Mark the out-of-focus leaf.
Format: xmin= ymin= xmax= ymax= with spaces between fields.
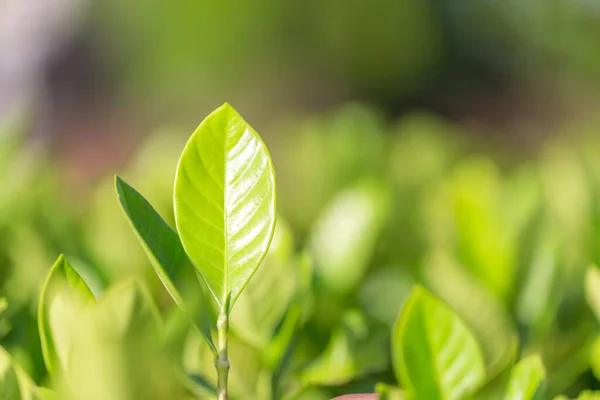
xmin=376 ymin=383 xmax=406 ymax=400
xmin=38 ymin=255 xmax=95 ymax=375
xmin=591 ymin=336 xmax=600 ymax=380
xmin=34 ymin=388 xmax=60 ymax=400
xmin=392 ymin=285 xmax=485 ymax=400
xmin=474 ymin=354 xmax=517 ymax=400
xmin=115 ymin=175 xmax=216 ymax=353
xmin=540 ymin=142 xmax=590 ymax=270
xmin=174 ymin=103 xmax=276 ymax=313
xmin=358 ymin=267 xmax=414 ymax=326
xmin=0 ymin=298 xmax=9 ymax=337
xmin=0 ymin=345 xmax=36 ymax=400
xmin=423 ymin=252 xmax=516 ymax=376
xmin=60 ymin=281 xmax=184 ymax=400
xmin=585 ymin=266 xmax=600 ymax=322
xmin=301 ymin=310 xmax=388 ymax=386
xmin=516 ymin=227 xmax=562 ymax=342
xmin=310 ymin=180 xmax=389 ymax=295
xmin=231 ymin=217 xmax=296 ymax=348
xmin=275 ymin=104 xmax=387 ymax=233
xmin=503 ymin=355 xmax=545 ymax=400
xmin=555 ymin=391 xmax=600 ymax=400
xmin=449 ymin=158 xmax=517 ymax=302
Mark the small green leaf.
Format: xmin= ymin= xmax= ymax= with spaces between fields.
xmin=392 ymin=285 xmax=486 ymax=400
xmin=115 ymin=175 xmax=216 ymax=353
xmin=38 ymin=255 xmax=95 ymax=375
xmin=174 ymin=103 xmax=276 ymax=313
xmin=503 ymin=355 xmax=545 ymax=400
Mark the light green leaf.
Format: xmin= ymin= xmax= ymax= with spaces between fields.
xmin=309 ymin=180 xmax=389 ymax=295
xmin=60 ymin=281 xmax=185 ymax=400
xmin=38 ymin=255 xmax=95 ymax=375
xmin=393 ymin=285 xmax=486 ymax=400
xmin=503 ymin=355 xmax=545 ymax=400
xmin=586 ymin=266 xmax=600 ymax=322
xmin=423 ymin=252 xmax=516 ymax=376
xmin=115 ymin=175 xmax=216 ymax=353
xmin=174 ymin=103 xmax=277 ymax=312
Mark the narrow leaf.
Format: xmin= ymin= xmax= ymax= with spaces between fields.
xmin=174 ymin=103 xmax=277 ymax=312
xmin=115 ymin=175 xmax=216 ymax=353
xmin=503 ymin=355 xmax=545 ymax=400
xmin=38 ymin=255 xmax=95 ymax=375
xmin=392 ymin=285 xmax=485 ymax=400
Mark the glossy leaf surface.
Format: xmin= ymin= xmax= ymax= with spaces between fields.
xmin=174 ymin=103 xmax=276 ymax=312
xmin=38 ymin=255 xmax=95 ymax=375
xmin=115 ymin=175 xmax=216 ymax=352
xmin=392 ymin=285 xmax=485 ymax=400
xmin=503 ymin=355 xmax=545 ymax=400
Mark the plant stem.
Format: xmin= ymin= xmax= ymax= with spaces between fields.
xmin=216 ymin=311 xmax=230 ymax=400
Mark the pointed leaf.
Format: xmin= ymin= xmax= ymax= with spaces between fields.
xmin=392 ymin=285 xmax=485 ymax=400
xmin=38 ymin=255 xmax=95 ymax=375
xmin=503 ymin=355 xmax=545 ymax=400
xmin=115 ymin=175 xmax=216 ymax=353
xmin=174 ymin=103 xmax=276 ymax=312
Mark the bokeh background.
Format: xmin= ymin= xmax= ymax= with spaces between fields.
xmin=3 ymin=0 xmax=600 ymax=398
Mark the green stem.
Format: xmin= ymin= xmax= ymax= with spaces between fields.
xmin=216 ymin=311 xmax=229 ymax=400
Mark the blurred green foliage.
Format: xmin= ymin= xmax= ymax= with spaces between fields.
xmin=3 ymin=102 xmax=600 ymax=399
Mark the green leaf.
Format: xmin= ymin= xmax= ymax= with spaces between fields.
xmin=115 ymin=175 xmax=216 ymax=353
xmin=586 ymin=266 xmax=600 ymax=322
xmin=230 ymin=217 xmax=296 ymax=348
xmin=61 ymin=281 xmax=185 ymax=400
xmin=309 ymin=180 xmax=389 ymax=295
xmin=174 ymin=103 xmax=276 ymax=312
xmin=0 ymin=298 xmax=10 ymax=337
xmin=0 ymin=345 xmax=37 ymax=400
xmin=503 ymin=355 xmax=545 ymax=400
xmin=38 ymin=255 xmax=95 ymax=375
xmin=392 ymin=285 xmax=486 ymax=400
xmin=301 ymin=311 xmax=388 ymax=386
xmin=376 ymin=383 xmax=406 ymax=400
xmin=591 ymin=336 xmax=600 ymax=380
xmin=423 ymin=252 xmax=516 ymax=376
